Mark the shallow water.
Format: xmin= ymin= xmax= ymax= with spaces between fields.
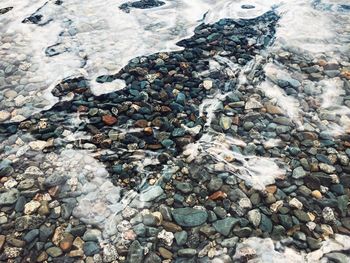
xmin=1 ymin=0 xmax=350 ymax=262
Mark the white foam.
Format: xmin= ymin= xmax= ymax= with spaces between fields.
xmin=233 ymin=234 xmax=350 ymax=263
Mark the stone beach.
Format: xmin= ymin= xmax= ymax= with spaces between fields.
xmin=1 ymin=0 xmax=350 ymax=262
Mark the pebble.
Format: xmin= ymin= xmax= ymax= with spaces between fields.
xmin=213 ymin=217 xmax=239 ymax=236
xmin=172 ymin=207 xmax=208 ymax=227
xmin=139 ymin=186 xmax=164 ymax=202
xmin=174 ymin=231 xmax=188 ymax=246
xmin=24 ymin=200 xmax=41 ymax=215
xmin=159 ymin=247 xmax=173 ymax=259
xmin=322 ymin=207 xmax=335 ymax=222
xmin=288 ymin=198 xmax=303 ymax=210
xmin=208 ymin=177 xmax=223 ymax=192
xmin=203 ymin=80 xmax=213 ymax=90
xmin=0 ymin=188 xmax=20 ymax=205
xmin=178 ymin=248 xmax=197 ymax=257
xmin=247 ymin=209 xmax=261 ymax=227
xmin=293 ymin=167 xmax=306 ymax=179
xmin=311 ymin=190 xmax=322 ymax=199
xmin=0 ymin=110 xmax=11 ymax=122
xmin=46 ymin=247 xmax=63 ymax=257
xmin=83 ymin=242 xmax=100 ymax=256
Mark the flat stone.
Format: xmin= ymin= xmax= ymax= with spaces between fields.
xmin=245 ymin=97 xmax=262 ymax=109
xmin=326 ymin=252 xmax=349 ymax=263
xmin=127 ymin=240 xmax=143 ymax=263
xmin=46 ymin=247 xmax=63 ymax=257
xmin=174 ymin=231 xmax=187 ymax=246
xmin=219 ymin=116 xmax=232 ymax=130
xmin=293 ymin=210 xmax=310 ymax=222
xmin=158 ymin=247 xmax=172 ymax=259
xmin=247 ymin=209 xmax=261 ymax=227
xmin=172 ymin=207 xmax=208 ymax=227
xmin=15 ymin=215 xmax=45 ymax=231
xmin=24 ymin=200 xmax=41 ymax=215
xmin=289 ymin=198 xmax=303 ymax=210
xmin=83 ymin=242 xmax=100 ymax=256
xmin=44 ymin=174 xmax=67 ymax=188
xmin=0 ymin=189 xmax=20 ymax=205
xmin=221 ymin=237 xmax=239 ymax=248
xmin=304 ymin=176 xmax=321 ymax=190
xmin=260 ymin=214 xmax=273 ymax=233
xmin=0 ymin=110 xmax=11 ymax=122
xmin=208 ymin=177 xmax=223 ymax=192
xmin=213 ymin=217 xmax=239 ymax=236
xmin=139 ymin=186 xmax=163 ymax=202
xmin=0 ymin=235 xmax=5 ymax=251
xmin=28 ymin=140 xmax=47 ymax=151
xmin=178 ymin=248 xmax=197 ymax=257
xmin=293 ymin=167 xmax=306 ymax=179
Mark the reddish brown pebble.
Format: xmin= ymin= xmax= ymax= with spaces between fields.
xmin=102 ymin=115 xmax=117 ymax=125
xmin=134 ymin=119 xmax=148 ymax=128
xmin=60 ymin=233 xmax=74 ymax=252
xmin=209 ymin=191 xmax=227 ymax=200
xmin=266 ymin=185 xmax=277 ymax=194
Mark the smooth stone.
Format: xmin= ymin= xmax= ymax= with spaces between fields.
xmin=304 ymin=176 xmax=321 ymax=190
xmin=233 ymin=227 xmax=252 ymax=238
xmin=219 ymin=116 xmax=232 ymax=130
xmin=172 ymin=208 xmax=208 ymax=227
xmin=0 ymin=110 xmax=11 ymax=122
xmin=44 ymin=174 xmax=67 ymax=188
xmin=260 ymin=214 xmax=273 ymax=233
xmin=83 ymin=242 xmax=100 ymax=256
xmin=175 ymin=182 xmax=193 ymax=194
xmin=46 ymin=247 xmax=63 ymax=257
xmin=23 ymin=229 xmax=39 ymax=243
xmin=213 ymin=217 xmax=239 ymax=236
xmin=178 ymin=248 xmax=197 ymax=257
xmin=0 ymin=188 xmax=20 ymax=205
xmin=145 ymin=252 xmax=162 ymax=263
xmin=159 ymin=247 xmax=173 ymax=259
xmin=293 ymin=167 xmax=306 ymax=179
xmin=247 ymin=209 xmax=261 ymax=227
xmin=0 ymin=165 xmax=14 ymax=177
xmin=139 ymin=186 xmax=164 ymax=202
xmin=174 ymin=231 xmax=188 ymax=246
xmin=208 ymin=177 xmax=223 ymax=192
xmin=326 ymin=252 xmax=349 ymax=263
xmin=221 ymin=237 xmax=239 ymax=248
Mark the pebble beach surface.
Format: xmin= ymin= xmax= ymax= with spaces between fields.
xmin=1 ymin=0 xmax=350 ymax=262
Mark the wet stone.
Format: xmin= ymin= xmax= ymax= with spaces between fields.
xmin=0 ymin=189 xmax=20 ymax=205
xmin=44 ymin=174 xmax=67 ymax=188
xmin=172 ymin=207 xmax=208 ymax=227
xmin=208 ymin=177 xmax=223 ymax=192
xmin=178 ymin=248 xmax=197 ymax=258
xmin=46 ymin=247 xmax=63 ymax=257
xmin=213 ymin=217 xmax=239 ymax=236
xmin=174 ymin=231 xmax=188 ymax=246
xmin=83 ymin=242 xmax=100 ymax=256
xmin=127 ymin=240 xmax=143 ymax=263
xmin=139 ymin=186 xmax=164 ymax=202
